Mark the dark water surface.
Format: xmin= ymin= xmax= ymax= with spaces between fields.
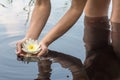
xmin=1 ymin=0 xmax=120 ymax=80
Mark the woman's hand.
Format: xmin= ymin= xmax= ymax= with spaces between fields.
xmin=16 ymin=38 xmax=48 ymax=58
xmin=37 ymin=41 xmax=49 ymax=57
xmin=16 ymin=38 xmax=28 ymax=56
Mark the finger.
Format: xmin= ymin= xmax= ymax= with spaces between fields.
xmin=37 ymin=48 xmax=48 ymax=57
xmin=17 ymin=51 xmax=26 ymax=57
xmin=16 ymin=42 xmax=22 ymax=54
xmin=17 ymin=53 xmax=24 ymax=57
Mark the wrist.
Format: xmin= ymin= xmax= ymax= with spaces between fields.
xmin=40 ymin=39 xmax=50 ymax=47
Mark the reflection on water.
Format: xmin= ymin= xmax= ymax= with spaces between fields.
xmin=0 ymin=0 xmax=35 ymax=25
xmin=0 ymin=0 xmax=84 ymax=80
xmin=84 ymin=46 xmax=120 ymax=80
xmin=18 ymin=50 xmax=88 ymax=80
xmin=0 ymin=0 xmax=70 ymax=25
xmin=18 ymin=46 xmax=120 ymax=80
xmin=36 ymin=60 xmax=52 ymax=80
xmin=0 ymin=0 xmax=119 ymax=80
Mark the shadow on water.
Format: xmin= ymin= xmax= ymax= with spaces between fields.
xmin=18 ymin=46 xmax=120 ymax=80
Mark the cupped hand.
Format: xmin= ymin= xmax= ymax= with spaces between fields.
xmin=37 ymin=42 xmax=49 ymax=57
xmin=16 ymin=38 xmax=28 ymax=56
xmin=16 ymin=38 xmax=49 ymax=57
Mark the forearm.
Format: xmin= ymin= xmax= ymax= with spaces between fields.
xmin=25 ymin=0 xmax=51 ymax=39
xmin=41 ymin=0 xmax=87 ymax=46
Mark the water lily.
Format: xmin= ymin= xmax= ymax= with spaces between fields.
xmin=22 ymin=38 xmax=41 ymax=54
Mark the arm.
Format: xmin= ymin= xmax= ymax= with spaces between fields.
xmin=25 ymin=0 xmax=51 ymax=39
xmin=41 ymin=0 xmax=87 ymax=46
xmin=38 ymin=0 xmax=87 ymax=56
xmin=16 ymin=0 xmax=51 ymax=54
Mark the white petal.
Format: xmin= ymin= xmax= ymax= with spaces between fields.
xmin=21 ymin=38 xmax=40 ymax=54
xmin=22 ymin=48 xmax=28 ymax=53
xmin=22 ymin=43 xmax=27 ymax=48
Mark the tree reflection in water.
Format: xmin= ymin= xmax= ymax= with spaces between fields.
xmin=18 ymin=45 xmax=120 ymax=80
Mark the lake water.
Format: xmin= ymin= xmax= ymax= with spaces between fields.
xmin=0 ymin=0 xmax=85 ymax=80
xmin=0 ymin=0 xmax=120 ymax=80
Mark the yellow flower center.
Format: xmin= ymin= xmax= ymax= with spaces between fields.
xmin=28 ymin=44 xmax=35 ymax=51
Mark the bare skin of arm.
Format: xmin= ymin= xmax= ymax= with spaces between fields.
xmin=84 ymin=0 xmax=110 ymax=17
xmin=25 ymin=0 xmax=51 ymax=39
xmin=111 ymin=0 xmax=120 ymax=22
xmin=38 ymin=0 xmax=87 ymax=56
xmin=16 ymin=0 xmax=51 ymax=54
